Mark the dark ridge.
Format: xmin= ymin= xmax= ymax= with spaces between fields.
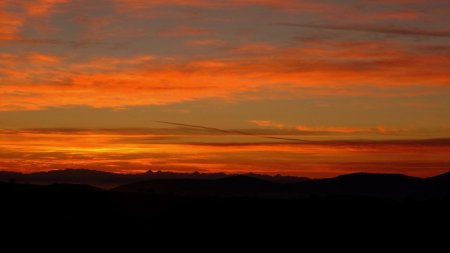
xmin=114 ymin=175 xmax=279 ymax=197
xmin=427 ymin=171 xmax=450 ymax=183
xmin=291 ymin=173 xmax=426 ymax=199
xmin=2 ymin=180 xmax=450 ymax=234
xmin=0 ymin=168 xmax=309 ymax=189
xmin=114 ymin=171 xmax=450 ymax=200
xmin=3 ymin=169 xmax=450 ymax=199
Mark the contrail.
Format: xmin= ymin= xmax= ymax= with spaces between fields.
xmin=155 ymin=121 xmax=311 ymax=143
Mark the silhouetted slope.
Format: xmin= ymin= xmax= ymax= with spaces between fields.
xmin=0 ymin=169 xmax=125 ymax=188
xmin=425 ymin=172 xmax=450 ymax=196
xmin=291 ymin=173 xmax=426 ymax=199
xmin=427 ymin=171 xmax=450 ymax=183
xmin=115 ymin=172 xmax=450 ymax=199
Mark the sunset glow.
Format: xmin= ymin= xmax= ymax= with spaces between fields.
xmin=1 ymin=0 xmax=450 ymax=177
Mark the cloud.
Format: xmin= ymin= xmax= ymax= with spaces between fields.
xmin=0 ymin=0 xmax=67 ymax=40
xmin=248 ymin=121 xmax=438 ymax=136
xmin=0 ymin=2 xmax=24 ymax=40
xmin=296 ymin=125 xmax=365 ymax=134
xmin=279 ymin=23 xmax=450 ymax=37
xmin=365 ymin=11 xmax=419 ymax=20
xmin=28 ymin=53 xmax=61 ymax=63
xmin=1 ymin=0 xmax=449 ymax=178
xmin=115 ymin=0 xmax=334 ymax=11
xmin=0 ymin=1 xmax=118 ymax=47
xmin=249 ymin=120 xmax=285 ymax=129
xmin=1 ymin=1 xmax=449 ymax=111
xmin=0 ymin=35 xmax=103 ymax=49
xmin=155 ymin=121 xmax=308 ymax=142
xmin=183 ymin=138 xmax=450 ymax=148
xmin=157 ymin=26 xmax=211 ymax=37
xmin=2 ymin=128 xmax=449 ymax=177
xmin=367 ymin=0 xmax=428 ymax=4
xmin=73 ymin=55 xmax=155 ymax=70
xmin=294 ymin=125 xmax=432 ymax=135
xmin=162 ymin=108 xmax=191 ymax=114
xmin=232 ymin=43 xmax=277 ymax=54
xmin=186 ymin=39 xmax=226 ymax=46
xmin=23 ymin=0 xmax=67 ymax=15
xmin=1 ymin=39 xmax=449 ymax=110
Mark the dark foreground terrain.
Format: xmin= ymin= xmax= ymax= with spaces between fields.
xmin=2 ymin=181 xmax=449 ymax=227
xmin=2 ymin=172 xmax=450 ymax=236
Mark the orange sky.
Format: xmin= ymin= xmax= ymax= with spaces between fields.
xmin=1 ymin=0 xmax=450 ymax=177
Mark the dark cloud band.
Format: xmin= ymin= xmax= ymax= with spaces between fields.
xmin=279 ymin=23 xmax=450 ymax=37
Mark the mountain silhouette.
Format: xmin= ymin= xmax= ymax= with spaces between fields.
xmin=3 ymin=169 xmax=450 ymax=199
xmin=424 ymin=171 xmax=450 ymax=196
xmin=0 ymin=169 xmax=308 ymax=188
xmin=427 ymin=171 xmax=450 ymax=183
xmin=114 ymin=171 xmax=450 ymax=199
xmin=3 ymin=171 xmax=450 ymax=233
xmin=289 ymin=173 xmax=426 ymax=199
xmin=3 ymin=176 xmax=450 ymax=232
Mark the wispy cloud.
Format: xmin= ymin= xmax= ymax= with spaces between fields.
xmin=1 ymin=39 xmax=449 ymax=110
xmin=279 ymin=23 xmax=450 ymax=37
xmin=0 ymin=0 xmax=67 ymax=40
xmin=0 ymin=36 xmax=109 ymax=48
xmin=186 ymin=39 xmax=226 ymax=46
xmin=157 ymin=26 xmax=211 ymax=37
xmin=115 ymin=0 xmax=334 ymax=11
xmin=1 ymin=128 xmax=450 ymax=177
xmin=1 ymin=0 xmax=450 ymax=177
xmin=249 ymin=120 xmax=285 ymax=129
xmin=28 ymin=53 xmax=61 ymax=63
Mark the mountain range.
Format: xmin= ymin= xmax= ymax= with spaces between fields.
xmin=0 ymin=169 xmax=308 ymax=189
xmin=115 ymin=172 xmax=450 ymax=199
xmin=2 ymin=169 xmax=450 ymax=200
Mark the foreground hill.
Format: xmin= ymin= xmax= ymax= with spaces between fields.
xmin=115 ymin=175 xmax=280 ymax=197
xmin=2 ymin=179 xmax=450 ymax=234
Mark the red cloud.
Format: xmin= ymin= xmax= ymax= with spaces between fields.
xmin=23 ymin=0 xmax=67 ymax=15
xmin=157 ymin=26 xmax=211 ymax=37
xmin=28 ymin=53 xmax=61 ymax=63
xmin=0 ymin=40 xmax=449 ymax=110
xmin=186 ymin=39 xmax=226 ymax=46
xmin=0 ymin=0 xmax=67 ymax=41
xmin=249 ymin=120 xmax=285 ymax=129
xmin=116 ymin=0 xmax=334 ymax=11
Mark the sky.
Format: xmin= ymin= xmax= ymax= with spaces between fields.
xmin=1 ymin=0 xmax=450 ymax=177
